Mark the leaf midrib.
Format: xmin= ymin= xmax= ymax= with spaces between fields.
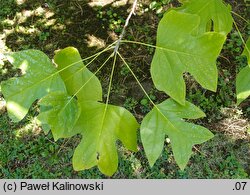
xmin=3 ymin=70 xmax=62 ymax=99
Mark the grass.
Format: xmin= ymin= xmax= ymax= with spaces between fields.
xmin=0 ymin=0 xmax=249 ymax=179
xmin=0 ymin=113 xmax=248 ymax=178
xmin=0 ymin=98 xmax=249 ymax=179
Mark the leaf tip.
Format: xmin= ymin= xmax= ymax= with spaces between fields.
xmin=177 ymin=160 xmax=189 ymax=171
xmin=207 ymin=131 xmax=215 ymax=140
xmin=149 ymin=160 xmax=156 ymax=168
xmin=236 ymin=98 xmax=243 ymax=106
xmin=98 ymin=164 xmax=117 ymax=177
xmin=176 ymin=98 xmax=186 ymax=106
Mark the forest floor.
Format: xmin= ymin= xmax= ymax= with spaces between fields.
xmin=0 ymin=0 xmax=250 ymax=178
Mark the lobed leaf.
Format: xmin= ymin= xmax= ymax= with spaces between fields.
xmin=72 ymin=101 xmax=138 ymax=176
xmin=37 ymin=91 xmax=80 ymax=141
xmin=38 ymin=47 xmax=103 ymax=139
xmin=30 ymin=47 xmax=138 ymax=176
xmin=1 ymin=50 xmax=66 ymax=122
xmin=178 ymin=0 xmax=233 ymax=35
xmin=54 ymin=47 xmax=102 ymax=101
xmin=141 ymin=99 xmax=214 ymax=169
xmin=151 ymin=10 xmax=226 ymax=105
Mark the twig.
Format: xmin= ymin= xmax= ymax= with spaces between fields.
xmin=113 ymin=0 xmax=138 ymax=54
xmin=193 ymin=146 xmax=208 ymax=157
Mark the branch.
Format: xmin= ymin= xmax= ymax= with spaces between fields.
xmin=113 ymin=0 xmax=138 ymax=54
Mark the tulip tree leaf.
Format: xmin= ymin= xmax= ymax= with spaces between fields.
xmin=72 ymin=101 xmax=138 ymax=176
xmin=54 ymin=47 xmax=102 ymax=101
xmin=37 ymin=91 xmax=80 ymax=141
xmin=141 ymin=99 xmax=214 ymax=170
xmin=178 ymin=0 xmax=233 ymax=35
xmin=38 ymin=47 xmax=103 ymax=139
xmin=0 ymin=0 xmax=234 ymax=176
xmin=0 ymin=47 xmax=138 ymax=176
xmin=237 ymin=38 xmax=250 ymax=104
xmin=151 ymin=10 xmax=226 ymax=105
xmin=1 ymin=50 xmax=66 ymax=122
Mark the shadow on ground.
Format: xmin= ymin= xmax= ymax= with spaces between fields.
xmin=0 ymin=0 xmax=249 ymax=179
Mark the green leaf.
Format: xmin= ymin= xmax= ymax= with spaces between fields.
xmin=236 ymin=67 xmax=250 ymax=104
xmin=37 ymin=91 xmax=80 ymax=141
xmin=1 ymin=50 xmax=66 ymax=122
xmin=54 ymin=47 xmax=102 ymax=101
xmin=237 ymin=38 xmax=250 ymax=104
xmin=151 ymin=10 xmax=226 ymax=105
xmin=72 ymin=101 xmax=138 ymax=176
xmin=242 ymin=38 xmax=250 ymax=64
xmin=141 ymin=99 xmax=214 ymax=170
xmin=178 ymin=0 xmax=233 ymax=35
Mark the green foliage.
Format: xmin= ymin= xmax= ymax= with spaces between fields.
xmin=224 ymin=31 xmax=243 ymax=55
xmin=151 ymin=10 xmax=226 ymax=105
xmin=123 ymin=97 xmax=138 ymax=111
xmin=140 ymin=98 xmax=149 ymax=106
xmin=1 ymin=0 xmax=243 ymax=177
xmin=1 ymin=48 xmax=138 ymax=176
xmin=54 ymin=47 xmax=102 ymax=101
xmin=178 ymin=0 xmax=233 ymax=35
xmin=236 ymin=38 xmax=250 ymax=104
xmin=96 ymin=7 xmax=125 ymax=33
xmin=72 ymin=101 xmax=138 ymax=176
xmin=37 ymin=91 xmax=80 ymax=140
xmin=142 ymin=0 xmax=233 ymax=172
xmin=0 ymin=0 xmax=17 ymax=19
xmin=120 ymin=66 xmax=130 ymax=76
xmin=37 ymin=48 xmax=137 ymax=179
xmin=139 ymin=94 xmax=156 ymax=114
xmin=39 ymin=32 xmax=50 ymax=42
xmin=147 ymin=0 xmax=171 ymax=15
xmin=1 ymin=113 xmax=248 ymax=179
xmin=1 ymin=50 xmax=66 ymax=122
xmin=141 ymin=99 xmax=213 ymax=169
